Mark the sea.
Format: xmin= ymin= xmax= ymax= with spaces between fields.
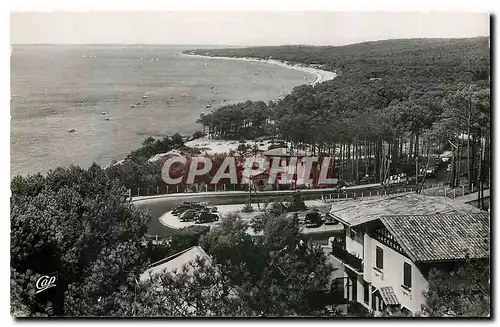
xmin=11 ymin=45 xmax=315 ymax=177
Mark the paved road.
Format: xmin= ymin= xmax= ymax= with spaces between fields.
xmin=134 ymin=179 xmax=428 ymax=237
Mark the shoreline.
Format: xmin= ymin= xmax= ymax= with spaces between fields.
xmin=145 ymin=55 xmax=338 ymax=162
xmin=180 ymin=53 xmax=337 ymax=101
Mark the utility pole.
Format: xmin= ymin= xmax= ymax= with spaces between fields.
xmin=248 ymin=177 xmax=252 ymax=204
xmin=252 ymin=176 xmax=261 ymax=210
xmin=468 ymin=98 xmax=472 ymax=189
xmin=419 ymin=150 xmax=431 ymax=194
xmin=448 ymin=140 xmax=458 ymax=188
xmin=477 ymin=132 xmax=484 ymax=210
xmin=415 ymin=131 xmax=419 ymax=192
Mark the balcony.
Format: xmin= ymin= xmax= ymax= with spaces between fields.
xmin=331 ymin=245 xmax=364 ymax=273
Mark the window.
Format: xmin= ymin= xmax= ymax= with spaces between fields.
xmin=403 ymin=262 xmax=412 ymax=288
xmin=363 ymin=282 xmax=370 ymax=304
xmin=375 ymin=246 xmax=384 ymax=270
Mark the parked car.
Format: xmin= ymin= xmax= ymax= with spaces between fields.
xmin=205 ymin=205 xmax=218 ymax=212
xmin=324 ymin=215 xmax=339 ymax=225
xmin=196 ymin=202 xmax=218 ymax=212
xmin=335 ymin=185 xmax=347 ymax=193
xmin=195 ymin=211 xmax=220 ymax=224
xmin=172 ymin=203 xmax=193 ymax=216
xmin=359 ymin=175 xmax=376 ymax=184
xmin=172 ymin=202 xmax=205 ymax=216
xmin=179 ymin=209 xmax=199 ymax=222
xmin=425 ymin=167 xmax=436 ymax=177
xmin=305 ymin=210 xmax=323 ymax=228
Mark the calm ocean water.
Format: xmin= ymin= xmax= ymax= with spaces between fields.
xmin=11 ymin=45 xmax=315 ymax=177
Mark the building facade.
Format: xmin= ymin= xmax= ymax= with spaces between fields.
xmin=325 ymin=195 xmax=489 ymax=316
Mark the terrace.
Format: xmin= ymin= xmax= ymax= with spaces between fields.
xmin=331 ymin=244 xmax=363 ymax=273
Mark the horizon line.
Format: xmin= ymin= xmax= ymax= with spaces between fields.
xmin=10 ymin=36 xmax=490 ymax=47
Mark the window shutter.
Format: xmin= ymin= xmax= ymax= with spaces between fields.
xmin=403 ymin=262 xmax=412 ymax=288
xmin=376 ymin=246 xmax=384 ymax=269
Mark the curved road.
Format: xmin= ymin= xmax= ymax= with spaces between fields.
xmin=133 ymin=181 xmax=421 ymax=237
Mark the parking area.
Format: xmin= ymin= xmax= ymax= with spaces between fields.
xmin=158 ymin=199 xmax=339 ymax=232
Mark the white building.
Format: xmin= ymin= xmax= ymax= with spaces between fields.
xmin=140 ymin=245 xmax=213 ymax=282
xmin=326 ymin=193 xmax=489 ymax=315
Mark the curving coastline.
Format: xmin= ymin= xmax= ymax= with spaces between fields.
xmin=108 ymin=53 xmax=338 ymax=169
xmin=180 ymin=53 xmax=337 ymax=99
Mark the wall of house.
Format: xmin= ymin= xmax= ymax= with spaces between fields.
xmin=362 ymin=235 xmax=428 ymax=314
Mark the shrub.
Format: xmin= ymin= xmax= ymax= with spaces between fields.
xmin=192 ymin=130 xmax=204 ymax=139
xmin=241 ymin=202 xmax=254 ymax=213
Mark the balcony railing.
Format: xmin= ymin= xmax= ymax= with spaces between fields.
xmin=331 ymin=245 xmax=363 ymax=272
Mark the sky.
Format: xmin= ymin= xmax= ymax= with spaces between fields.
xmin=10 ymin=11 xmax=490 ymax=46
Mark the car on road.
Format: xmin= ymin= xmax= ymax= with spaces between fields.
xmin=360 ymin=175 xmax=376 ymax=185
xmin=179 ymin=209 xmax=199 ymax=222
xmin=204 ymin=204 xmax=219 ymax=212
xmin=172 ymin=202 xmax=205 ymax=216
xmin=172 ymin=202 xmax=195 ymax=215
xmin=425 ymin=167 xmax=436 ymax=177
xmin=305 ymin=210 xmax=323 ymax=228
xmin=195 ymin=211 xmax=220 ymax=224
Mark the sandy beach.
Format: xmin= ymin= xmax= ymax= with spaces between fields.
xmin=182 ymin=53 xmax=337 ymax=89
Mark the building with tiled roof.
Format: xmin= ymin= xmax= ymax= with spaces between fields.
xmin=328 ymin=193 xmax=483 ymax=227
xmin=380 ymin=214 xmax=490 ymax=262
xmin=326 ymin=193 xmax=490 ymax=316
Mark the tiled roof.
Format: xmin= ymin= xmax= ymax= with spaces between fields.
xmin=140 ymin=246 xmax=212 ymax=281
xmin=379 ymin=286 xmax=400 ymax=305
xmin=380 ymin=213 xmax=490 ymax=262
xmin=329 ymin=193 xmax=482 ymax=227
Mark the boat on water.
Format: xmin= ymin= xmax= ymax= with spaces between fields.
xmin=102 ymin=111 xmax=107 ymax=115
xmin=68 ymin=128 xmax=76 ymax=133
xmin=142 ymin=95 xmax=148 ymax=99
